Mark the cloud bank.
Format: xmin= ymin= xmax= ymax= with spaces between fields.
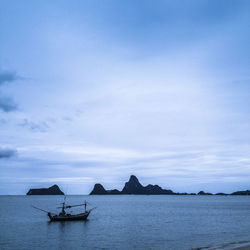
xmin=0 ymin=70 xmax=20 ymax=112
xmin=0 ymin=0 xmax=249 ymax=194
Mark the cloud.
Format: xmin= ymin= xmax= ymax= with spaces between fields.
xmin=0 ymin=70 xmax=19 ymax=86
xmin=0 ymin=148 xmax=17 ymax=159
xmin=19 ymin=119 xmax=50 ymax=132
xmin=0 ymin=96 xmax=18 ymax=112
xmin=0 ymin=70 xmax=21 ymax=112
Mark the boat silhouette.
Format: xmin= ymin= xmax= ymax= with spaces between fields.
xmin=32 ymin=198 xmax=96 ymax=222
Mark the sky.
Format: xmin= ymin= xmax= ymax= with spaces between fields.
xmin=0 ymin=0 xmax=250 ymax=194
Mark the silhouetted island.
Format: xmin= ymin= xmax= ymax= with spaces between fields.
xmin=90 ymin=175 xmax=250 ymax=195
xmin=231 ymin=190 xmax=250 ymax=195
xmin=26 ymin=184 xmax=64 ymax=195
xmin=90 ymin=175 xmax=174 ymax=195
xmin=197 ymin=191 xmax=213 ymax=195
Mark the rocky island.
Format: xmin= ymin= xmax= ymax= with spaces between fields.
xmin=90 ymin=175 xmax=250 ymax=195
xmin=90 ymin=175 xmax=174 ymax=195
xmin=231 ymin=190 xmax=250 ymax=195
xmin=26 ymin=184 xmax=64 ymax=195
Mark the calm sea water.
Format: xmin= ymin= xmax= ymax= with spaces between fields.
xmin=1 ymin=195 xmax=250 ymax=250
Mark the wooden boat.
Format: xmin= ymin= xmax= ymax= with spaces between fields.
xmin=48 ymin=211 xmax=90 ymax=221
xmin=32 ymin=198 xmax=95 ymax=222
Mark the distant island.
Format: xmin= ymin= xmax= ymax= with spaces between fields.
xmin=25 ymin=176 xmax=250 ymax=195
xmin=90 ymin=175 xmax=250 ymax=195
xmin=90 ymin=175 xmax=174 ymax=195
xmin=26 ymin=184 xmax=64 ymax=195
xmin=90 ymin=175 xmax=191 ymax=195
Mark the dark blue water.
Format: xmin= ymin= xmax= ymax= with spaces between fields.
xmin=1 ymin=195 xmax=250 ymax=249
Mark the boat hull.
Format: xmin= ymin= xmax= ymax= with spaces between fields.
xmin=48 ymin=211 xmax=90 ymax=221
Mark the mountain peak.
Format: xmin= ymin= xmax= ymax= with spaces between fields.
xmin=89 ymin=183 xmax=107 ymax=195
xmin=129 ymin=175 xmax=139 ymax=183
xmin=122 ymin=175 xmax=144 ymax=194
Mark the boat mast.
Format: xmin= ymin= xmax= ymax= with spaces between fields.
xmin=62 ymin=201 xmax=66 ymax=215
xmin=84 ymin=200 xmax=87 ymax=212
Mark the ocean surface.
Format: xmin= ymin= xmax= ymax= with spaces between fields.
xmin=1 ymin=195 xmax=250 ymax=250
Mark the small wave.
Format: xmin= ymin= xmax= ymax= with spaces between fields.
xmin=193 ymin=240 xmax=250 ymax=250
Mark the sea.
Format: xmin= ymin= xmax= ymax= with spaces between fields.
xmin=1 ymin=195 xmax=250 ymax=250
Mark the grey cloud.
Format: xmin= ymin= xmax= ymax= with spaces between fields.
xmin=0 ymin=71 xmax=19 ymax=86
xmin=20 ymin=119 xmax=50 ymax=132
xmin=0 ymin=96 xmax=18 ymax=112
xmin=0 ymin=70 xmax=21 ymax=112
xmin=0 ymin=148 xmax=17 ymax=159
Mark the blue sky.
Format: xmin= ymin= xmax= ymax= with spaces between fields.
xmin=0 ymin=0 xmax=250 ymax=194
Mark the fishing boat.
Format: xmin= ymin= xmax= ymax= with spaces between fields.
xmin=32 ymin=198 xmax=96 ymax=222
